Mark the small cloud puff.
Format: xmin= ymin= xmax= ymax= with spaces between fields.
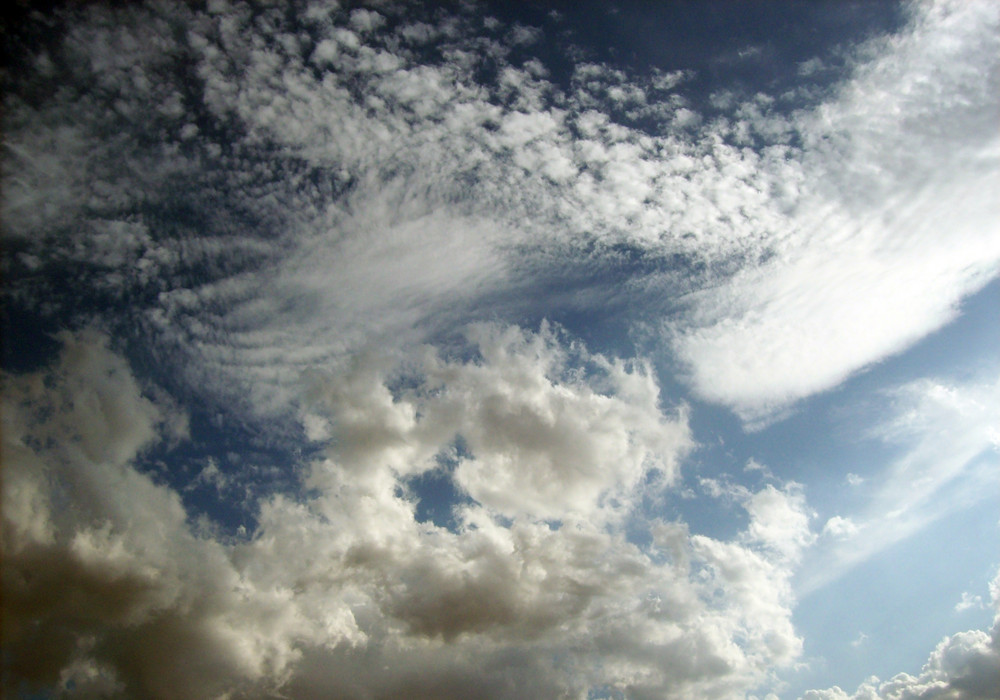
xmin=956 ymin=592 xmax=985 ymax=613
xmin=743 ymin=484 xmax=817 ymax=564
xmin=845 ymin=473 xmax=865 ymax=486
xmin=822 ymin=516 xmax=859 ymax=540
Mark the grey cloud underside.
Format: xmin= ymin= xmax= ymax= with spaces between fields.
xmin=3 ymin=328 xmax=805 ymax=699
xmin=5 ymin=331 xmax=996 ymax=699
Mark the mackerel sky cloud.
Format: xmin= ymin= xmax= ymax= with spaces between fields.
xmin=2 ymin=1 xmax=998 ymax=699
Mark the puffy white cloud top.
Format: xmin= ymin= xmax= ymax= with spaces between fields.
xmin=3 ymin=329 xmax=800 ymax=699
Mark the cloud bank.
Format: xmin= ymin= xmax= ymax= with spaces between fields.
xmin=4 ymin=328 xmax=806 ymax=699
xmin=5 ymin=0 xmax=995 ymax=424
xmin=671 ymin=0 xmax=1000 ymax=422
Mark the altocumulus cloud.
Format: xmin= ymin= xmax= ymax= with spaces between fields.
xmin=5 ymin=0 xmax=995 ymax=425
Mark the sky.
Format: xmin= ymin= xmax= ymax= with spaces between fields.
xmin=1 ymin=1 xmax=998 ymax=699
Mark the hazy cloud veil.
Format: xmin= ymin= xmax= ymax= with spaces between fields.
xmin=2 ymin=1 xmax=998 ymax=699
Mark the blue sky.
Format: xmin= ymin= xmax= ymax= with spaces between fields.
xmin=2 ymin=1 xmax=998 ymax=698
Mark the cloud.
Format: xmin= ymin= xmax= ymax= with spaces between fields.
xmin=1 ymin=331 xmax=322 ymax=699
xmin=297 ymin=320 xmax=694 ymax=521
xmin=801 ymin=569 xmax=1000 ymax=700
xmin=0 ymin=0 xmax=796 ymax=424
xmin=699 ymin=476 xmax=818 ymax=565
xmin=2 ymin=328 xmax=803 ymax=699
xmin=798 ymin=372 xmax=1000 ymax=595
xmin=5 ymin=1 xmax=997 ymax=433
xmin=956 ymin=593 xmax=985 ymax=614
xmin=745 ymin=458 xmax=775 ymax=479
xmin=743 ymin=484 xmax=817 ymax=564
xmin=670 ymin=0 xmax=1000 ymax=423
xmin=3 ymin=2 xmax=997 ymax=697
xmin=423 ymin=323 xmax=691 ymax=520
xmin=822 ymin=516 xmax=859 ymax=540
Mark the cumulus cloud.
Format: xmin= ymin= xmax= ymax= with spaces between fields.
xmin=698 ymin=472 xmax=818 ymax=562
xmin=801 ymin=570 xmax=1000 ymax=700
xmin=2 ymin=328 xmax=803 ymax=699
xmin=426 ymin=324 xmax=691 ymax=520
xmin=1 ymin=331 xmax=322 ymax=699
xmin=299 ymin=321 xmax=692 ymax=521
xmin=956 ymin=593 xmax=985 ymax=614
xmin=743 ymin=484 xmax=817 ymax=564
xmin=822 ymin=516 xmax=859 ymax=540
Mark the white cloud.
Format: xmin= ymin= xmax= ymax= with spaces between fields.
xmin=508 ymin=24 xmax=542 ymax=46
xmin=744 ymin=484 xmax=817 ymax=564
xmin=299 ymin=322 xmax=692 ymax=522
xmin=801 ymin=568 xmax=1000 ymax=700
xmin=745 ymin=458 xmax=774 ymax=479
xmin=956 ymin=593 xmax=985 ymax=614
xmin=671 ymin=0 xmax=1000 ymax=423
xmin=822 ymin=516 xmax=859 ymax=540
xmin=798 ymin=372 xmax=1000 ymax=595
xmin=4 ymin=3 xmax=997 ymax=696
xmin=426 ymin=324 xmax=691 ymax=520
xmin=700 ymin=477 xmax=818 ymax=565
xmin=1 ymin=0 xmax=789 ymax=422
xmin=5 ymin=0 xmax=997 ymax=431
xmin=2 ymin=328 xmax=803 ymax=699
xmin=349 ymin=8 xmax=383 ymax=33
